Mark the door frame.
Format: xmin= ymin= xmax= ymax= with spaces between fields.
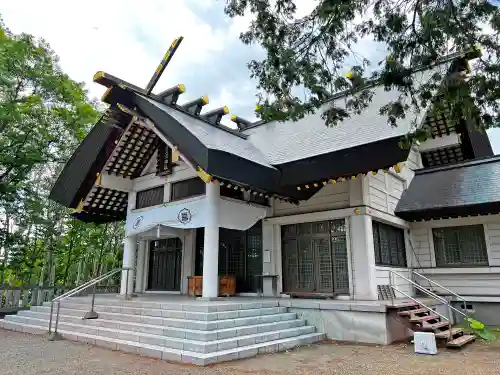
xmin=147 ymin=237 xmax=183 ymax=291
xmin=194 ymin=221 xmax=263 ymax=293
xmin=280 ymin=219 xmax=348 ymax=297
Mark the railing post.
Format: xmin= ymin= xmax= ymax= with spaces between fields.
xmin=389 ymin=270 xmax=394 ymax=305
xmin=447 ymin=304 xmax=453 ymax=341
xmin=48 ymin=302 xmax=62 ymax=341
xmin=125 ymin=268 xmax=130 ymax=300
xmin=48 ymin=301 xmax=54 ymax=334
xmin=461 ymin=298 xmax=469 ymax=322
xmin=55 ymin=302 xmax=61 ymax=334
xmin=83 ymin=283 xmax=99 ymax=319
xmin=46 ymin=267 xmax=124 ymax=341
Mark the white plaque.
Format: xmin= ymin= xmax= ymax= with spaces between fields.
xmin=263 ymin=249 xmax=271 ymax=263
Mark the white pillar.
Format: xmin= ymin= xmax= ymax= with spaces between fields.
xmin=262 ymin=221 xmax=276 ymax=296
xmin=350 ymin=214 xmax=378 ymax=300
xmin=135 ymin=240 xmax=147 ymax=293
xmin=202 ymin=181 xmax=220 ymax=298
xmin=181 ymin=229 xmax=196 ymax=295
xmin=120 ymin=236 xmax=136 ymax=296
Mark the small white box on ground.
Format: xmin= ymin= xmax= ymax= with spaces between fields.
xmin=414 ymin=332 xmax=437 ymax=355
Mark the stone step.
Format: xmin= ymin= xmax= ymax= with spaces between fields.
xmin=446 ymin=334 xmax=475 ymax=348
xmin=0 ymin=319 xmax=325 ymax=365
xmin=28 ymin=306 xmax=295 ymax=330
xmin=37 ymin=303 xmax=286 ymax=321
xmin=435 ymin=328 xmax=464 ymax=340
xmin=46 ymin=298 xmax=280 ymax=313
xmin=13 ymin=311 xmax=305 ymax=341
xmin=5 ymin=314 xmax=316 ymax=354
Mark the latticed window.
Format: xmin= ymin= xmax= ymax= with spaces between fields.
xmin=281 ymin=219 xmax=348 ymax=295
xmin=171 ymin=178 xmax=206 ymax=201
xmin=372 ymin=221 xmax=407 ymax=267
xmin=136 ymin=186 xmax=164 ymax=209
xmin=433 ymin=225 xmax=489 ymax=267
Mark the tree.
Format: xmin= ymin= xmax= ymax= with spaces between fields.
xmin=225 ymin=0 xmax=500 ymax=144
xmin=0 ymin=18 xmax=98 ymax=204
xmin=0 ymin=17 xmax=127 ymax=291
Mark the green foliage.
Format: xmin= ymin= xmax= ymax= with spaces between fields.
xmin=467 ymin=318 xmax=497 ymax=341
xmin=0 ymin=16 xmax=124 ymax=288
xmin=0 ymin=18 xmax=98 ymax=204
xmin=225 ymin=0 xmax=500 ymax=143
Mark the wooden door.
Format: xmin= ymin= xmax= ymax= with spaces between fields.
xmin=281 ymin=220 xmax=348 ymax=296
xmin=194 ymin=222 xmax=263 ymax=293
xmin=148 ymin=238 xmax=182 ymax=291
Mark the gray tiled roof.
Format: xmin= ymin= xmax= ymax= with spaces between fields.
xmin=244 ymin=66 xmax=446 ymax=165
xmin=144 ymin=97 xmax=277 ymax=169
xmin=395 ymin=155 xmax=500 ymax=214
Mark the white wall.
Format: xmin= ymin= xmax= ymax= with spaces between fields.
xmin=409 ymin=215 xmax=500 ymax=298
xmin=267 ymin=149 xmax=422 ymax=300
xmin=362 ymin=151 xmax=420 ymax=298
xmin=180 ymin=229 xmax=196 ymax=294
xmin=407 ymin=147 xmax=423 ymax=170
xmin=366 ymin=172 xmax=406 ymax=215
xmin=127 ymin=160 xmax=198 ymax=213
xmin=375 ymin=266 xmax=413 ymax=297
xmin=273 ymin=182 xmax=350 ymax=216
xmin=485 ymin=222 xmax=500 ymax=266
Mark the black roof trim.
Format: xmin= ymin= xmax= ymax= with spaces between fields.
xmin=49 ymin=106 xmax=132 ymax=208
xmin=396 ymin=202 xmax=500 ymax=222
xmin=131 ymin=92 xmax=283 ymax=193
xmin=73 ymin=210 xmax=126 ymax=223
xmin=107 ymin=85 xmax=247 ymax=139
xmin=278 ymin=135 xmax=411 ymax=186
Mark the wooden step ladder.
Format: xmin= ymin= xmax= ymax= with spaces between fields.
xmin=390 ymin=301 xmax=475 ymax=349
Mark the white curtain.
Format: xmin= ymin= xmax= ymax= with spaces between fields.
xmin=125 ymin=196 xmax=267 ymax=236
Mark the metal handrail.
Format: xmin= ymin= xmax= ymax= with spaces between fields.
xmin=48 ymin=267 xmax=131 ymax=340
xmin=387 ymin=269 xmax=467 ymax=319
xmin=412 ymin=270 xmax=468 ymax=305
xmin=390 ymin=286 xmax=450 ymax=322
xmin=51 ymin=268 xmax=121 ymax=303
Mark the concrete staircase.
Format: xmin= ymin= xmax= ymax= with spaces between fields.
xmin=390 ymin=301 xmax=475 ymax=348
xmin=0 ymin=297 xmax=324 ymax=365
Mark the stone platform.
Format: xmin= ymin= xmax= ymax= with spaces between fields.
xmin=0 ymin=294 xmax=438 ymax=364
xmin=0 ymin=294 xmax=323 ymax=365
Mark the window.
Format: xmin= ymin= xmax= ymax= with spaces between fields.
xmin=136 ymin=186 xmax=164 ymax=209
xmin=156 ymin=142 xmax=173 ymax=176
xmin=372 ymin=221 xmax=407 ymax=267
xmin=433 ymin=225 xmax=488 ymax=267
xmin=171 ymin=178 xmax=206 ymax=201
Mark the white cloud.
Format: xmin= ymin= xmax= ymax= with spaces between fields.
xmin=2 ymin=0 xmax=500 ymax=154
xmin=1 ymin=0 xmax=244 ymax=101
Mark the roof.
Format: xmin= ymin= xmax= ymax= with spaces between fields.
xmin=49 ymin=106 xmax=133 ymax=220
xmin=49 ymin=51 xmax=483 ymax=223
xmin=141 ymin=96 xmax=275 ymax=169
xmin=132 ymin=92 xmax=282 ymax=194
xmin=243 ymin=66 xmax=442 ymax=165
xmin=395 ymin=155 xmax=500 ymax=221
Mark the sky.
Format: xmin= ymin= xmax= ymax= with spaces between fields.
xmin=2 ymin=0 xmax=500 ymax=153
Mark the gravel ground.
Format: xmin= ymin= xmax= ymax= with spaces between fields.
xmin=1 ymin=329 xmax=500 ymax=375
